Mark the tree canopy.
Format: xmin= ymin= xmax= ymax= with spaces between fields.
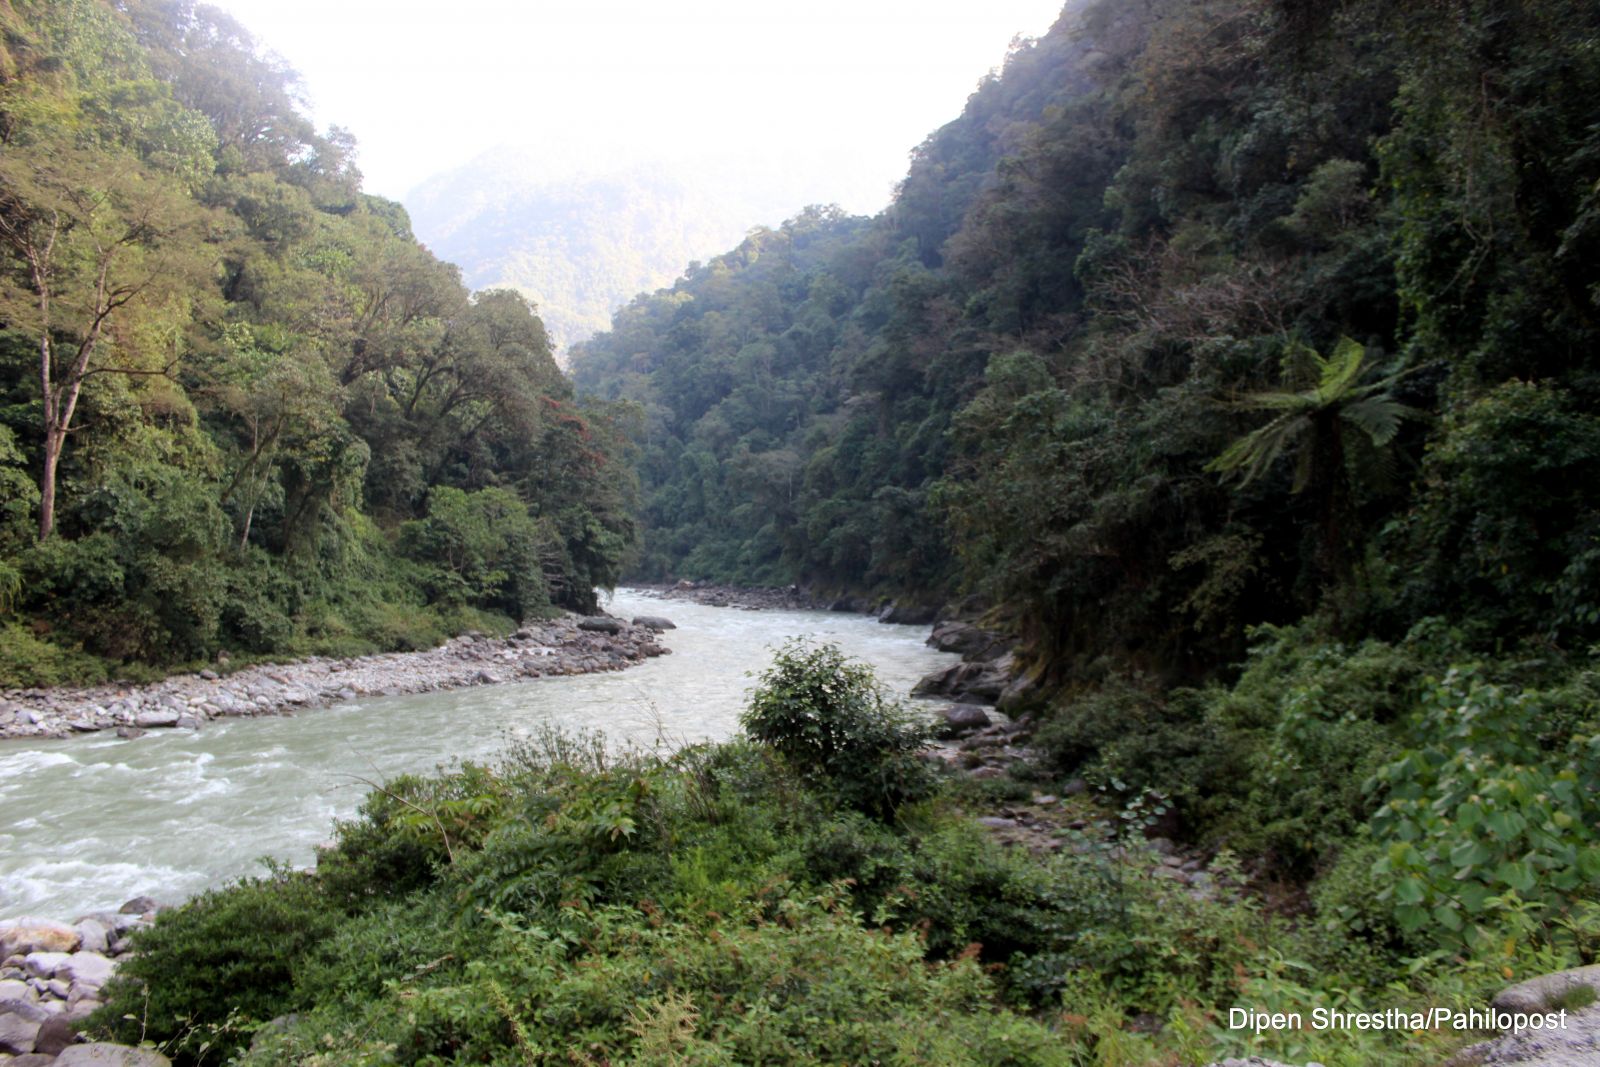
xmin=0 ymin=0 xmax=637 ymax=681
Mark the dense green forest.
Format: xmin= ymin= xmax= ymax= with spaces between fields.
xmin=0 ymin=0 xmax=638 ymax=686
xmin=574 ymin=0 xmax=1600 ymax=683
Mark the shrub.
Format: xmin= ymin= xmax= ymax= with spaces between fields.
xmin=1367 ymin=667 xmax=1600 ymax=949
xmin=741 ymin=640 xmax=934 ymax=818
xmin=91 ymin=868 xmax=340 ymax=1061
xmin=0 ymin=621 xmax=109 ymax=687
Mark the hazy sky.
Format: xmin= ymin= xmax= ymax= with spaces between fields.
xmin=208 ymin=0 xmax=1069 ymax=214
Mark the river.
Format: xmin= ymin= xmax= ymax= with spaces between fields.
xmin=0 ymin=590 xmax=959 ymax=921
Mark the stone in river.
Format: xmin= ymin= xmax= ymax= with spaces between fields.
xmin=56 ymin=1044 xmax=174 ymax=1067
xmin=577 ymin=616 xmax=623 ymax=634
xmin=631 ymin=615 xmax=676 ymax=630
xmin=0 ymin=920 xmax=80 ymax=957
xmin=134 ymin=708 xmax=179 ymax=728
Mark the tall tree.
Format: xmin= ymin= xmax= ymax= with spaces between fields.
xmin=0 ymin=139 xmax=211 ymax=537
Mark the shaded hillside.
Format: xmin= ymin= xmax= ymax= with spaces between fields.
xmin=571 ymin=0 xmax=1107 ymax=597
xmin=573 ymin=0 xmax=1600 ymax=681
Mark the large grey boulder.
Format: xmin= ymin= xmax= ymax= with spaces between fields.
xmin=577 ymin=617 xmax=623 ymax=635
xmin=72 ymin=920 xmax=109 ymax=955
xmin=1495 ymin=965 xmax=1600 ymax=1014
xmin=913 ymin=663 xmax=964 ymax=698
xmin=913 ymin=655 xmax=1015 ymax=705
xmin=631 ymin=615 xmax=676 ymax=631
xmin=926 ymin=622 xmax=1008 ymax=661
xmin=1444 ymin=965 xmax=1600 ymax=1066
xmin=936 ymin=704 xmax=991 ymax=739
xmin=55 ymin=1044 xmax=173 ymax=1067
xmin=0 ymin=999 xmax=50 ymax=1055
xmin=877 ymin=601 xmax=937 ymax=625
xmin=33 ymin=1014 xmax=78 ymax=1056
xmin=22 ymin=952 xmax=71 ymax=979
xmin=58 ymin=952 xmax=115 ymax=991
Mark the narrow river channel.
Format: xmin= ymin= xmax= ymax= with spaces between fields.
xmin=0 ymin=590 xmax=960 ymax=921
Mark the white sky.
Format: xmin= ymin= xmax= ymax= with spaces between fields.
xmin=207 ymin=0 xmax=1069 ymax=214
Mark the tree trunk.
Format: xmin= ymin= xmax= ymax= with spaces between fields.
xmin=38 ymin=430 xmax=60 ymax=540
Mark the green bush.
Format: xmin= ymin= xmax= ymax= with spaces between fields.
xmin=1035 ymin=676 xmax=1211 ymax=808
xmin=0 ymin=621 xmax=110 ymax=687
xmin=1368 ymin=666 xmax=1600 ymax=949
xmin=741 ymin=640 xmax=935 ymax=818
xmin=92 ymin=869 xmax=341 ymax=1061
xmin=1194 ymin=625 xmax=1424 ymax=871
xmin=243 ymin=895 xmax=1075 ymax=1067
xmin=1305 ymin=839 xmax=1428 ymax=989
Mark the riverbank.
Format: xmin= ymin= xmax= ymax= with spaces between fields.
xmin=633 ymin=580 xmax=826 ymax=611
xmin=0 ymin=614 xmax=671 ymax=743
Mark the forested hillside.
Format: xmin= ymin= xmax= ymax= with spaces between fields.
xmin=0 ymin=0 xmax=637 ymax=686
xmin=573 ymin=0 xmax=1600 ymax=684
xmin=571 ymin=0 xmax=1600 ymax=1006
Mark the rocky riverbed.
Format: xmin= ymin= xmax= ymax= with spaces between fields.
xmin=0 ymin=905 xmax=156 ymax=1061
xmin=0 ymin=614 xmax=673 ymax=743
xmin=637 ymin=580 xmax=825 ymax=612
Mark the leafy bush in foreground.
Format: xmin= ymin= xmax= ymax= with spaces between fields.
xmin=741 ymin=640 xmax=935 ymax=817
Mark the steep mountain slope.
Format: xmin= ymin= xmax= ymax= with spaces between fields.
xmin=574 ymin=0 xmax=1600 ymax=681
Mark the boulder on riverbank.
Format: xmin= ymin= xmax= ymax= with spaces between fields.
xmin=926 ymin=621 xmax=1010 ymax=661
xmin=0 ymin=921 xmax=79 ymax=959
xmin=0 ymin=898 xmax=155 ymax=1057
xmin=935 ymin=703 xmax=991 ymax=738
xmin=913 ymin=654 xmax=1016 ymax=706
xmin=877 ymin=601 xmax=938 ymax=625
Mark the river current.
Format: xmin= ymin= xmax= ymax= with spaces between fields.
xmin=0 ymin=590 xmax=959 ymax=920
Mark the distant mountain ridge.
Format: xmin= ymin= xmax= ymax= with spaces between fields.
xmin=405 ymin=147 xmax=860 ymax=355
